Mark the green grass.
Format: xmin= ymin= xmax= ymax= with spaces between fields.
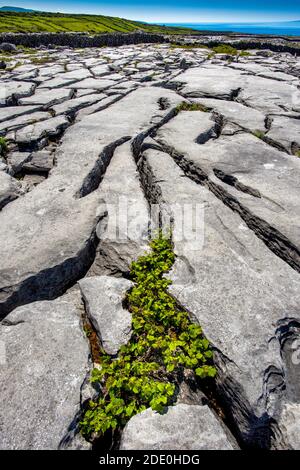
xmin=0 ymin=11 xmax=197 ymax=34
xmin=176 ymin=102 xmax=209 ymax=113
xmin=253 ymin=130 xmax=266 ymax=140
xmin=16 ymin=45 xmax=37 ymax=54
xmin=0 ymin=54 xmax=14 ymax=61
xmin=29 ymin=55 xmax=54 ymax=65
xmin=212 ymin=44 xmax=238 ymax=55
xmin=239 ymin=51 xmax=251 ymax=57
xmin=296 ymin=150 xmax=300 ymax=158
xmin=80 ymin=233 xmax=216 ymax=439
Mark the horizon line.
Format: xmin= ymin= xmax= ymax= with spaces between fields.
xmin=0 ymin=6 xmax=299 ymax=24
xmin=154 ymin=20 xmax=300 ymax=24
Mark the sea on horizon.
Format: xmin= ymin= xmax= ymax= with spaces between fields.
xmin=160 ymin=21 xmax=300 ymax=37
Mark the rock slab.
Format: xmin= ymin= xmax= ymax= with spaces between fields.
xmin=79 ymin=275 xmax=132 ymax=355
xmin=120 ymin=404 xmax=236 ymax=450
xmin=0 ymin=293 xmax=90 ymax=450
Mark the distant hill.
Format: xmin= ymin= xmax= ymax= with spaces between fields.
xmin=0 ymin=5 xmax=35 ymax=12
xmin=0 ymin=10 xmax=196 ymax=34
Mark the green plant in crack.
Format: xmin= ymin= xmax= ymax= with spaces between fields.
xmin=80 ymin=233 xmax=216 ymax=438
xmin=30 ymin=55 xmax=53 ymax=65
xmin=253 ymin=130 xmax=266 ymax=140
xmin=239 ymin=51 xmax=251 ymax=57
xmin=83 ymin=325 xmax=93 ymax=338
xmin=0 ymin=137 xmax=8 ymax=156
xmin=176 ymin=102 xmax=209 ymax=113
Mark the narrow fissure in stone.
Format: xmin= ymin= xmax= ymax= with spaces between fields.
xmin=79 ymin=235 xmax=240 ymax=450
xmin=213 ymin=168 xmax=261 ymax=198
xmin=151 ymin=138 xmax=300 ymax=273
xmin=76 ymin=137 xmax=132 ymax=198
xmin=0 ymin=218 xmax=104 ymax=319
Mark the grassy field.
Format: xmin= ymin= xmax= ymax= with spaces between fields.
xmin=0 ymin=11 xmax=196 ymax=34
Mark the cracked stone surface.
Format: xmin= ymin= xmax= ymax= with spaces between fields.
xmin=0 ymin=80 xmax=36 ymax=105
xmin=0 ymin=292 xmax=90 ymax=450
xmin=15 ymin=115 xmax=69 ymax=149
xmin=19 ymin=87 xmax=74 ymax=107
xmin=0 ymin=171 xmax=22 ymax=209
xmin=266 ymin=115 xmax=300 ymax=154
xmin=88 ymin=141 xmax=150 ymax=276
xmin=0 ymin=43 xmax=300 ymax=450
xmin=155 ymin=111 xmax=300 ymax=260
xmin=120 ymin=404 xmax=237 ymax=450
xmin=139 ymin=146 xmax=300 ymax=448
xmin=79 ymin=275 xmax=133 ymax=355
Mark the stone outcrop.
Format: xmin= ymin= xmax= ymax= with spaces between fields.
xmin=0 ymin=292 xmax=90 ymax=450
xmin=0 ymin=41 xmax=300 ymax=451
xmin=78 ymin=276 xmax=133 ymax=355
xmin=120 ymin=404 xmax=237 ymax=450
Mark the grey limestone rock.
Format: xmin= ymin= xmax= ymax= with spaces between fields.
xmin=120 ymin=404 xmax=236 ymax=450
xmin=0 ymin=293 xmax=90 ymax=450
xmin=0 ymin=171 xmax=22 ymax=209
xmin=79 ymin=275 xmax=132 ymax=355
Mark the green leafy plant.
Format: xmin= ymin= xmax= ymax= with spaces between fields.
xmin=0 ymin=137 xmax=8 ymax=156
xmin=80 ymin=233 xmax=216 ymax=439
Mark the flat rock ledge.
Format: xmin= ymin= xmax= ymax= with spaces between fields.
xmin=78 ymin=276 xmax=133 ymax=355
xmin=120 ymin=404 xmax=237 ymax=450
xmin=0 ymin=292 xmax=90 ymax=450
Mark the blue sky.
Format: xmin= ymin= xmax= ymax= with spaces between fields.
xmin=1 ymin=1 xmax=300 ymax=23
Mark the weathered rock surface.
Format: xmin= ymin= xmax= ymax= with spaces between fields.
xmin=0 ymin=43 xmax=300 ymax=450
xmin=266 ymin=115 xmax=300 ymax=154
xmin=0 ymin=105 xmax=41 ymax=123
xmin=191 ymin=97 xmax=266 ymax=133
xmin=139 ymin=146 xmax=300 ymax=448
xmin=0 ymin=293 xmax=90 ymax=450
xmin=154 ymin=110 xmax=300 ymax=267
xmin=66 ymin=77 xmax=116 ymax=91
xmin=19 ymin=87 xmax=74 ymax=107
xmin=277 ymin=404 xmax=300 ymax=450
xmin=89 ymin=141 xmax=149 ymax=276
xmin=22 ymin=150 xmax=54 ymax=173
xmin=172 ymin=65 xmax=242 ymax=99
xmin=0 ymin=80 xmax=36 ymax=105
xmin=79 ymin=275 xmax=132 ymax=355
xmin=6 ymin=151 xmax=31 ymax=174
xmin=52 ymin=93 xmax=105 ymax=116
xmin=120 ymin=404 xmax=236 ymax=450
xmin=15 ymin=115 xmax=69 ymax=149
xmin=0 ymin=42 xmax=17 ymax=52
xmin=0 ymin=171 xmax=22 ymax=209
xmin=0 ymin=111 xmax=51 ymax=134
xmin=0 ymin=86 xmax=181 ymax=317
